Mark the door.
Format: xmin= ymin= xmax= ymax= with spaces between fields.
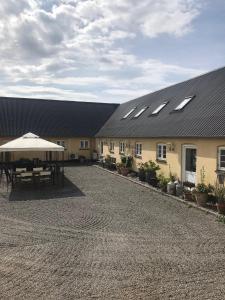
xmin=182 ymin=145 xmax=197 ymax=184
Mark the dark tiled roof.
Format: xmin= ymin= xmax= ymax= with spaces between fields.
xmin=0 ymin=97 xmax=118 ymax=137
xmin=96 ymin=67 xmax=225 ymax=138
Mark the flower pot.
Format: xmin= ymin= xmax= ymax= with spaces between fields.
xmin=121 ymin=167 xmax=129 ymax=176
xmin=183 ymin=192 xmax=193 ymax=201
xmin=145 ymin=170 xmax=156 ymax=184
xmin=195 ymin=192 xmax=208 ymax=207
xmin=138 ymin=170 xmax=146 ymax=182
xmin=176 ymin=183 xmax=183 ymax=197
xmin=217 ymin=202 xmax=225 ymax=215
xmin=167 ymin=181 xmax=176 ymax=195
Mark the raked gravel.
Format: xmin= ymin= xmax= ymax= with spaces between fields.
xmin=0 ymin=165 xmax=224 ymax=299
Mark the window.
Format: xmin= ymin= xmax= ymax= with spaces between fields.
xmin=135 ymin=143 xmax=142 ymax=157
xmin=119 ymin=142 xmax=125 ymax=154
xmin=109 ymin=141 xmax=114 ymax=152
xmin=174 ymin=96 xmax=194 ymax=111
xmin=56 ymin=140 xmax=65 ymax=148
xmin=122 ymin=107 xmax=136 ymax=119
xmin=151 ymin=102 xmax=168 ymax=115
xmin=80 ymin=140 xmax=89 ymax=149
xmin=218 ymin=147 xmax=225 ymax=170
xmin=157 ymin=144 xmax=167 ymax=160
xmin=133 ymin=106 xmax=148 ymax=118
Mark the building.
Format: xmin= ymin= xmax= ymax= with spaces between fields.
xmin=96 ymin=67 xmax=225 ymax=185
xmin=0 ymin=97 xmax=118 ymax=162
xmin=1 ymin=67 xmax=225 ymax=185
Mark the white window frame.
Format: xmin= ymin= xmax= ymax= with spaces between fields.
xmin=56 ymin=140 xmax=66 ymax=149
xmin=109 ymin=141 xmax=114 ymax=152
xmin=218 ymin=147 xmax=225 ymax=170
xmin=157 ymin=144 xmax=167 ymax=160
xmin=80 ymin=140 xmax=89 ymax=149
xmin=133 ymin=106 xmax=148 ymax=118
xmin=135 ymin=143 xmax=142 ymax=157
xmin=119 ymin=142 xmax=125 ymax=154
xmin=174 ymin=96 xmax=193 ymax=111
xmin=151 ymin=102 xmax=168 ymax=115
xmin=122 ymin=107 xmax=136 ymax=119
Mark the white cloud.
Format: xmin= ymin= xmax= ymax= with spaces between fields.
xmin=0 ymin=0 xmax=204 ymax=102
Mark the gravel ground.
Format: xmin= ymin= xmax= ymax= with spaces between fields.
xmin=0 ymin=166 xmax=225 ymax=299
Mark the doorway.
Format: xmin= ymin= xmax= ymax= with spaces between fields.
xmin=182 ymin=145 xmax=197 ymax=184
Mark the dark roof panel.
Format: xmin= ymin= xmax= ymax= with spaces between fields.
xmin=96 ymin=67 xmax=225 ymax=138
xmin=0 ymin=97 xmax=118 ymax=137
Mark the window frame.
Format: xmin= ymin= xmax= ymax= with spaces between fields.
xmin=122 ymin=107 xmax=136 ymax=119
xmin=56 ymin=140 xmax=66 ymax=149
xmin=135 ymin=143 xmax=142 ymax=157
xmin=133 ymin=106 xmax=148 ymax=118
xmin=218 ymin=147 xmax=225 ymax=171
xmin=80 ymin=140 xmax=89 ymax=150
xmin=174 ymin=96 xmax=194 ymax=111
xmin=119 ymin=142 xmax=125 ymax=154
xmin=109 ymin=141 xmax=115 ymax=153
xmin=151 ymin=102 xmax=168 ymax=115
xmin=157 ymin=143 xmax=167 ymax=161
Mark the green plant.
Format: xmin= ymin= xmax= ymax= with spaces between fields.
xmin=195 ymin=167 xmax=213 ymax=194
xmin=217 ymin=215 xmax=225 ymax=224
xmin=158 ymin=174 xmax=170 ymax=188
xmin=214 ymin=183 xmax=225 ymax=204
xmin=120 ymin=155 xmax=133 ymax=169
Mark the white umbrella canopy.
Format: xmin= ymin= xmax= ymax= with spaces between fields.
xmin=0 ymin=132 xmax=64 ymax=152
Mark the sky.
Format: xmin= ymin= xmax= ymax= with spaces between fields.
xmin=0 ymin=0 xmax=224 ymax=103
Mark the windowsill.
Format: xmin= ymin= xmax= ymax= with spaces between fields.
xmin=79 ymin=148 xmax=90 ymax=150
xmin=156 ymin=159 xmax=167 ymax=164
xmin=109 ymin=151 xmax=115 ymax=154
xmin=119 ymin=152 xmax=125 ymax=155
xmin=215 ymin=169 xmax=225 ymax=174
xmin=135 ymin=155 xmax=142 ymax=159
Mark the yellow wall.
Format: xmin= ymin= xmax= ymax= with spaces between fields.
xmin=0 ymin=137 xmax=96 ymax=161
xmin=96 ymin=137 xmax=225 ymax=185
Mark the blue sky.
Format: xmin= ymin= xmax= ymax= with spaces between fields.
xmin=0 ymin=0 xmax=224 ymax=103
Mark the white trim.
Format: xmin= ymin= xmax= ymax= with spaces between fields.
xmin=182 ymin=144 xmax=197 ymax=183
xmin=119 ymin=142 xmax=125 ymax=154
xmin=135 ymin=143 xmax=142 ymax=156
xmin=80 ymin=140 xmax=89 ymax=149
xmin=157 ymin=143 xmax=167 ymax=160
xmin=218 ymin=146 xmax=225 ymax=171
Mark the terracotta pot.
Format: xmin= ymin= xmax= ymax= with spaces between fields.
xmin=217 ymin=202 xmax=225 ymax=215
xmin=121 ymin=167 xmax=129 ymax=176
xmin=195 ymin=192 xmax=208 ymax=207
xmin=184 ymin=192 xmax=193 ymax=201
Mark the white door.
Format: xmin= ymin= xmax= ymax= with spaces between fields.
xmin=182 ymin=145 xmax=197 ymax=184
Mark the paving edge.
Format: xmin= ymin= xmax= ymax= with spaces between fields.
xmin=93 ymin=165 xmax=220 ymax=218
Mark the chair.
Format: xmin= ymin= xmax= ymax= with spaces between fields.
xmin=33 ymin=167 xmax=43 ymax=171
xmin=39 ymin=171 xmax=52 ymax=184
xmin=16 ymin=168 xmax=26 ymax=172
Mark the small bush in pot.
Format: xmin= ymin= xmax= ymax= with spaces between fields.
xmin=138 ymin=162 xmax=147 ymax=182
xmin=214 ymin=183 xmax=225 ymax=215
xmin=194 ymin=167 xmax=213 ymax=207
xmin=167 ymin=173 xmax=176 ymax=195
xmin=145 ymin=160 xmax=160 ymax=186
xmin=183 ymin=181 xmax=195 ymax=201
xmin=158 ymin=174 xmax=170 ymax=192
xmin=120 ymin=155 xmax=133 ymax=176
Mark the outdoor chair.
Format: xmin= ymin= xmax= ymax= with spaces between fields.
xmin=39 ymin=171 xmax=52 ymax=184
xmin=33 ymin=167 xmax=43 ymax=171
xmin=16 ymin=168 xmax=26 ymax=172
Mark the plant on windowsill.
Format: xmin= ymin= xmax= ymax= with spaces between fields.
xmin=214 ymin=183 xmax=225 ymax=215
xmin=194 ymin=167 xmax=213 ymax=207
xmin=145 ymin=160 xmax=160 ymax=187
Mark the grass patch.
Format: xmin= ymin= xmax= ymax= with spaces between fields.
xmin=217 ymin=215 xmax=225 ymax=224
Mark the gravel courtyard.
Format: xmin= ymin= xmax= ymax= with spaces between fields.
xmin=0 ymin=166 xmax=225 ymax=299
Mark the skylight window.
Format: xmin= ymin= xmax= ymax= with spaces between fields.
xmin=151 ymin=102 xmax=168 ymax=115
xmin=133 ymin=106 xmax=148 ymax=118
xmin=174 ymin=96 xmax=194 ymax=111
xmin=122 ymin=107 xmax=136 ymax=119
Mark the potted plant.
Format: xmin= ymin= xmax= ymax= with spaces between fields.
xmin=116 ymin=162 xmax=123 ymax=174
xmin=158 ymin=174 xmax=170 ymax=192
xmin=167 ymin=173 xmax=176 ymax=195
xmin=138 ymin=162 xmax=147 ymax=182
xmin=145 ymin=160 xmax=160 ymax=186
xmin=214 ymin=183 xmax=225 ymax=214
xmin=120 ymin=155 xmax=133 ymax=176
xmin=194 ymin=167 xmax=212 ymax=207
xmin=183 ymin=181 xmax=195 ymax=201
